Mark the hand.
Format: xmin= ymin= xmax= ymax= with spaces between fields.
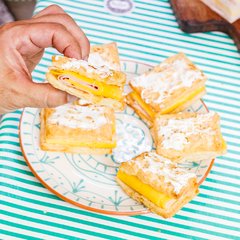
xmin=0 ymin=5 xmax=90 ymax=114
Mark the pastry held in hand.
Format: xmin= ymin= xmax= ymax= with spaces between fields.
xmin=46 ymin=42 xmax=126 ymax=111
xmin=127 ymin=53 xmax=207 ymax=126
xmin=201 ymin=0 xmax=240 ymax=23
xmin=40 ymin=101 xmax=116 ymax=154
xmin=90 ymin=42 xmax=121 ymax=71
xmin=116 ymin=151 xmax=199 ymax=218
xmin=153 ymin=112 xmax=227 ymax=162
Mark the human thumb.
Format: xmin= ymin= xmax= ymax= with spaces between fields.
xmin=23 ymin=82 xmax=77 ymax=108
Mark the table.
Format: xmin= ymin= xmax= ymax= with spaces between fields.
xmin=0 ymin=0 xmax=240 ymax=239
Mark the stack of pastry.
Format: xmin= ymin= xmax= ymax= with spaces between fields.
xmin=40 ymin=102 xmax=116 ymax=154
xmin=127 ymin=53 xmax=207 ymax=126
xmin=152 ymin=112 xmax=227 ymax=162
xmin=47 ymin=42 xmax=126 ymax=111
xmin=40 ymin=42 xmax=125 ymax=154
xmin=116 ymin=151 xmax=199 ymax=218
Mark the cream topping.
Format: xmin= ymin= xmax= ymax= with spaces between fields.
xmin=133 ymin=152 xmax=196 ymax=194
xmin=131 ymin=58 xmax=204 ymax=104
xmin=158 ymin=112 xmax=215 ymax=151
xmin=60 ymin=52 xmax=114 ymax=78
xmin=47 ymin=103 xmax=108 ymax=129
xmin=77 ymin=98 xmax=93 ymax=106
xmin=88 ymin=52 xmax=119 ymax=71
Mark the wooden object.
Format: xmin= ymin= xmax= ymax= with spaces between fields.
xmin=170 ymin=0 xmax=240 ymax=52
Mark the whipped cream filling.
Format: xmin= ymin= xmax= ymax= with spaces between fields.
xmin=60 ymin=52 xmax=115 ymax=78
xmin=131 ymin=58 xmax=204 ymax=104
xmin=158 ymin=112 xmax=215 ymax=151
xmin=47 ymin=103 xmax=108 ymax=129
xmin=133 ymin=152 xmax=196 ymax=194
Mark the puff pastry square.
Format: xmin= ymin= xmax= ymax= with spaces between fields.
xmin=153 ymin=112 xmax=227 ymax=162
xmin=46 ymin=42 xmax=126 ymax=111
xmin=40 ymin=102 xmax=116 ymax=154
xmin=116 ymin=151 xmax=199 ymax=218
xmin=127 ymin=53 xmax=207 ymax=126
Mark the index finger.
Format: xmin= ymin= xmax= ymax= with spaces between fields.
xmin=33 ymin=4 xmax=65 ymax=17
xmin=33 ymin=5 xmax=90 ymax=59
xmin=18 ymin=22 xmax=82 ymax=59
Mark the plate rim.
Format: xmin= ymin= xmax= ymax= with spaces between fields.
xmin=19 ymin=59 xmax=214 ymax=216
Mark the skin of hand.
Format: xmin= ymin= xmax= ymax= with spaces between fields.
xmin=0 ymin=5 xmax=90 ymax=114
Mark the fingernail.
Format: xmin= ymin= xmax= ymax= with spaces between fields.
xmin=67 ymin=94 xmax=78 ymax=103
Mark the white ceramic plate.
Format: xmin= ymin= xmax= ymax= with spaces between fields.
xmin=20 ymin=60 xmax=213 ymax=215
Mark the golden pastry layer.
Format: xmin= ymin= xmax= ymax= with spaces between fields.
xmin=116 ymin=151 xmax=199 ymax=218
xmin=153 ymin=112 xmax=227 ymax=162
xmin=46 ymin=42 xmax=126 ymax=111
xmin=127 ymin=53 xmax=207 ymax=125
xmin=40 ymin=102 xmax=116 ymax=154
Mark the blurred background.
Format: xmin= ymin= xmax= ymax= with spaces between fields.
xmin=0 ymin=0 xmax=36 ymax=25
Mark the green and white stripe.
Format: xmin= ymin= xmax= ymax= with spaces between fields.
xmin=1 ymin=0 xmax=240 ymax=239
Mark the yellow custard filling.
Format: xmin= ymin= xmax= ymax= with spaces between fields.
xmin=221 ymin=136 xmax=227 ymax=152
xmin=46 ymin=139 xmax=116 ymax=149
xmin=129 ymin=91 xmax=156 ymax=120
xmin=160 ymin=86 xmax=206 ymax=114
xmin=50 ymin=69 xmax=123 ymax=101
xmin=117 ymin=170 xmax=172 ymax=208
xmin=131 ymin=86 xmax=205 ymax=116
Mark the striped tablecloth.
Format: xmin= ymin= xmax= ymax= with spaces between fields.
xmin=1 ymin=1 xmax=240 ymax=239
